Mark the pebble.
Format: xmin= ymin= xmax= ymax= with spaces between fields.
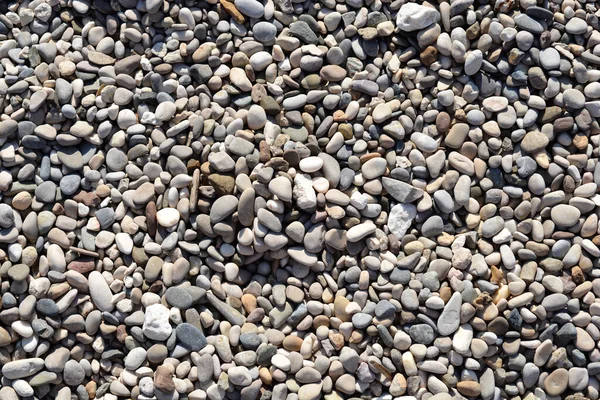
xmin=176 ymin=323 xmax=207 ymax=351
xmin=88 ymin=271 xmax=114 ymax=312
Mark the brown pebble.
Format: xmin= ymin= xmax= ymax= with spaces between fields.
xmin=572 ymin=266 xmax=585 ymax=284
xmin=146 ymin=201 xmax=157 ymax=236
xmin=86 ymin=381 xmax=97 ymax=399
xmin=282 ymin=336 xmax=303 ymax=351
xmin=67 ymin=258 xmax=95 ymax=274
xmin=457 ymin=381 xmax=481 ymax=396
xmin=439 ymin=287 xmax=452 ymax=303
xmin=73 ymin=191 xmax=101 ymax=206
xmin=154 ymin=365 xmax=175 ymax=393
xmin=420 ymin=46 xmax=438 ymax=66
xmin=436 ymin=112 xmax=451 ymax=133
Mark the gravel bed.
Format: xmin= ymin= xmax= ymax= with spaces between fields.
xmin=0 ymin=0 xmax=599 ymax=400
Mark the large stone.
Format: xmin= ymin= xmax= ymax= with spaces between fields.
xmin=382 ymin=178 xmax=424 ymax=203
xmin=396 ymin=3 xmax=440 ymax=31
xmin=437 ymin=292 xmax=462 ymax=336
xmin=88 ymin=271 xmax=114 ymax=312
xmin=388 ymin=204 xmax=417 ymax=238
xmin=2 ymin=359 xmax=45 ymax=379
xmin=142 ymin=304 xmax=172 ymax=341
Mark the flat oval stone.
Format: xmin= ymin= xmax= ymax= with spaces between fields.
xmin=176 ymin=323 xmax=207 ymax=351
xmin=88 ymin=271 xmax=114 ymax=312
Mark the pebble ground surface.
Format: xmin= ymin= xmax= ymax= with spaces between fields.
xmin=1 ymin=0 xmax=600 ymax=400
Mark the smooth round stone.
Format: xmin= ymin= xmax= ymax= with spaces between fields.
xmin=155 ymin=101 xmax=177 ymax=122
xmin=457 ymin=381 xmax=481 ymax=397
xmin=228 ymin=366 xmax=252 ymax=386
xmin=282 ymin=126 xmax=308 ymax=141
xmin=57 ymin=148 xmax=83 ymax=169
xmin=565 ymin=17 xmax=588 ymax=35
xmin=176 ymin=323 xmax=207 ymax=351
xmin=299 ymin=157 xmax=324 ymax=173
xmin=165 ymin=287 xmax=193 ymax=309
xmin=372 ymin=103 xmax=392 ymax=123
xmin=0 ymin=204 xmax=14 ymax=228
xmin=70 ymin=121 xmax=94 ymax=137
xmin=585 ymin=82 xmax=600 ymax=98
xmin=521 ymin=130 xmax=549 ymax=153
xmin=410 ymin=324 xmax=435 ymax=344
xmin=320 ymin=65 xmax=347 ymax=81
xmin=569 ymin=368 xmax=589 ymax=391
xmin=464 ymin=50 xmax=483 ymax=75
xmin=114 ymin=87 xmax=134 ymax=105
xmin=35 ymin=181 xmax=56 ymax=203
xmin=545 ymin=369 xmax=568 ymax=396
xmin=563 ymin=89 xmax=585 ymax=109
xmin=271 ymin=354 xmax=291 ymax=371
xmin=2 ymin=359 xmax=45 ymax=379
xmin=433 ymin=190 xmax=455 ymax=213
xmin=541 ymin=293 xmax=568 ymax=311
xmin=8 ymin=264 xmax=30 ymax=281
xmin=106 ymin=148 xmax=128 ymax=171
xmin=125 ymin=347 xmax=147 ymax=370
xmin=445 ymin=123 xmax=469 ymax=148
xmin=234 ymin=0 xmax=264 ymax=18
xmin=12 ymin=380 xmax=34 ymax=397
xmin=352 ymin=313 xmax=372 ymax=329
xmin=287 ymin=247 xmax=318 ymax=266
xmin=36 ymin=299 xmax=59 ymax=316
xmin=253 ymin=22 xmax=277 ymax=43
xmin=327 ymin=47 xmax=345 ymax=64
xmin=437 ymin=90 xmax=454 ymax=106
xmin=268 ymin=177 xmax=292 ymax=202
xmin=576 ymin=327 xmax=595 ymax=351
xmin=240 ymin=332 xmax=262 ymax=350
xmin=296 ymin=367 xmax=321 ymax=384
xmin=282 ymin=95 xmax=307 ymax=110
xmin=421 ymin=216 xmax=444 ymax=237
xmin=63 ymin=360 xmax=85 ymax=386
xmin=361 ymin=158 xmax=387 ymax=179
xmin=147 ymin=345 xmax=168 ymax=364
xmin=156 ymin=208 xmax=180 ymax=226
xmin=551 ymin=204 xmax=581 ymax=227
xmin=60 ymin=175 xmax=81 ymax=196
xmin=247 ymin=104 xmax=267 ymax=130
xmin=482 ymin=96 xmax=508 ymax=112
xmin=540 ymin=48 xmax=560 ymax=70
xmin=0 ymin=120 xmax=18 ymax=137
xmin=335 ymin=374 xmax=356 ymax=395
xmin=249 ymin=51 xmax=272 ymax=71
xmin=210 ymin=191 xmax=243 ymax=221
xmin=466 ymin=110 xmax=485 ymax=125
xmin=411 ymin=132 xmax=437 ymax=152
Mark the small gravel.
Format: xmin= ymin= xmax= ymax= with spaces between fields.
xmin=0 ymin=0 xmax=599 ymax=400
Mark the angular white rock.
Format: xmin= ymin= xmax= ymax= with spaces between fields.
xmin=396 ymin=3 xmax=440 ymax=32
xmin=142 ymin=304 xmax=172 ymax=341
xmin=388 ymin=203 xmax=417 ymax=238
xmin=293 ymin=173 xmax=317 ymax=209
